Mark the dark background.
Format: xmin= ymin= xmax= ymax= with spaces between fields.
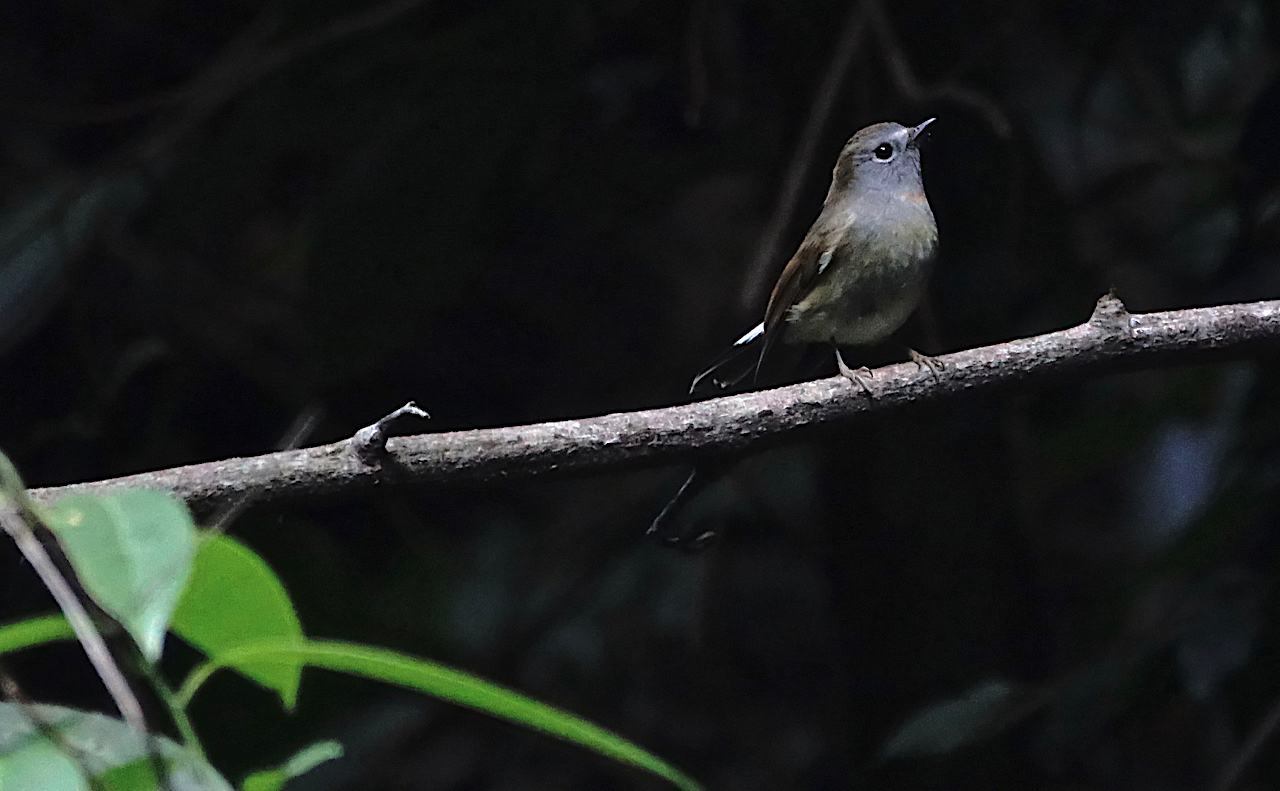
xmin=2 ymin=0 xmax=1280 ymax=788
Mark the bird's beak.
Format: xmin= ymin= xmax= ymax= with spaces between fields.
xmin=908 ymin=117 xmax=936 ymax=143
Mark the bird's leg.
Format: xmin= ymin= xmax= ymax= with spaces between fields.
xmin=907 ymin=348 xmax=946 ymax=378
xmin=833 ymin=345 xmax=875 ymax=395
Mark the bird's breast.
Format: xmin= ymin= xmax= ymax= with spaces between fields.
xmin=783 ymin=207 xmax=936 ymax=346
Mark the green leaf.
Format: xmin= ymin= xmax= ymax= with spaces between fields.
xmin=279 ymin=740 xmax=342 ymax=778
xmin=0 ymin=613 xmax=75 ymax=656
xmin=239 ymin=770 xmax=285 ymax=791
xmin=0 ymin=449 xmax=27 ymax=504
xmin=44 ymin=491 xmax=198 ymax=661
xmin=240 ymin=741 xmax=342 ymax=791
xmin=98 ymin=758 xmax=171 ymax=791
xmin=0 ymin=703 xmax=233 ymax=791
xmin=181 ymin=640 xmax=702 ymax=791
xmin=881 ymin=679 xmax=1016 ymax=759
xmin=0 ymin=736 xmax=90 ymax=791
xmin=171 ymin=534 xmax=304 ymax=709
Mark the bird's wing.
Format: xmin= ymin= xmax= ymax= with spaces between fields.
xmin=755 ymin=224 xmax=841 ymax=378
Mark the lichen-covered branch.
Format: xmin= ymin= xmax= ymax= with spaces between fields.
xmin=27 ymin=295 xmax=1280 ymax=515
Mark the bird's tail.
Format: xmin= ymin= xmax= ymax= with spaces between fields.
xmin=689 ymin=322 xmax=766 ymax=395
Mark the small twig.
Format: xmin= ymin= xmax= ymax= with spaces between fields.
xmin=351 ymin=401 xmax=431 ymax=463
xmin=134 ymin=657 xmax=203 ymax=757
xmin=207 ymin=402 xmax=325 ymax=534
xmin=863 ymin=0 xmax=1013 ymax=139
xmin=738 ymin=1 xmax=869 ymax=311
xmin=3 ymin=0 xmax=432 ymax=132
xmin=647 ymin=467 xmax=720 ymax=551
xmin=682 ymin=0 xmax=712 ymax=127
xmin=1212 ymin=691 xmax=1280 ymax=791
xmin=0 ymin=502 xmax=147 ymax=734
xmin=137 ymin=0 xmax=434 ymax=165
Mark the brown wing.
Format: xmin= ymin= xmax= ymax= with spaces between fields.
xmin=763 ymin=238 xmax=825 ymax=335
xmin=754 ymin=226 xmax=840 ymax=378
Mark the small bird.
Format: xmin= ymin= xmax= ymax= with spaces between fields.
xmin=652 ymin=119 xmax=939 ymax=550
xmin=691 ymin=118 xmax=939 ymax=394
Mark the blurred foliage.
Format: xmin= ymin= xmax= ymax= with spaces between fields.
xmin=0 ymin=0 xmax=1279 ymax=788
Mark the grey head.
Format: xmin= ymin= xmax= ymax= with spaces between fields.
xmin=827 ymin=118 xmax=933 ymax=204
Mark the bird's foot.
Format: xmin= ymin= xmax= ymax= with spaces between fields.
xmin=908 ymin=348 xmax=946 ymax=378
xmin=835 ymin=349 xmax=875 ymax=395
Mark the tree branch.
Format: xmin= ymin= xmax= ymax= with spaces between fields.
xmin=25 ymin=296 xmax=1280 ymax=515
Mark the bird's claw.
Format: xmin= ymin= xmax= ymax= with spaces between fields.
xmin=907 ymin=348 xmax=946 ymax=378
xmin=835 ymin=348 xmax=875 ymax=395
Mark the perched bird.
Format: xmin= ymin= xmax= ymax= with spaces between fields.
xmin=653 ymin=119 xmax=940 ymax=550
xmin=691 ymin=118 xmax=939 ymax=395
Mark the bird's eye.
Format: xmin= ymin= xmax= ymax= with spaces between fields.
xmin=873 ymin=143 xmax=894 ymax=161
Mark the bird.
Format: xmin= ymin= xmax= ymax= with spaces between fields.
xmin=690 ymin=118 xmax=939 ymax=396
xmin=651 ymin=118 xmax=940 ymax=550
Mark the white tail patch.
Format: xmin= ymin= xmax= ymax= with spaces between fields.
xmin=734 ymin=322 xmax=765 ymax=346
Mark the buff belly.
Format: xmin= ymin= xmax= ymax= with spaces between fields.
xmin=782 ymin=246 xmax=933 ymax=346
